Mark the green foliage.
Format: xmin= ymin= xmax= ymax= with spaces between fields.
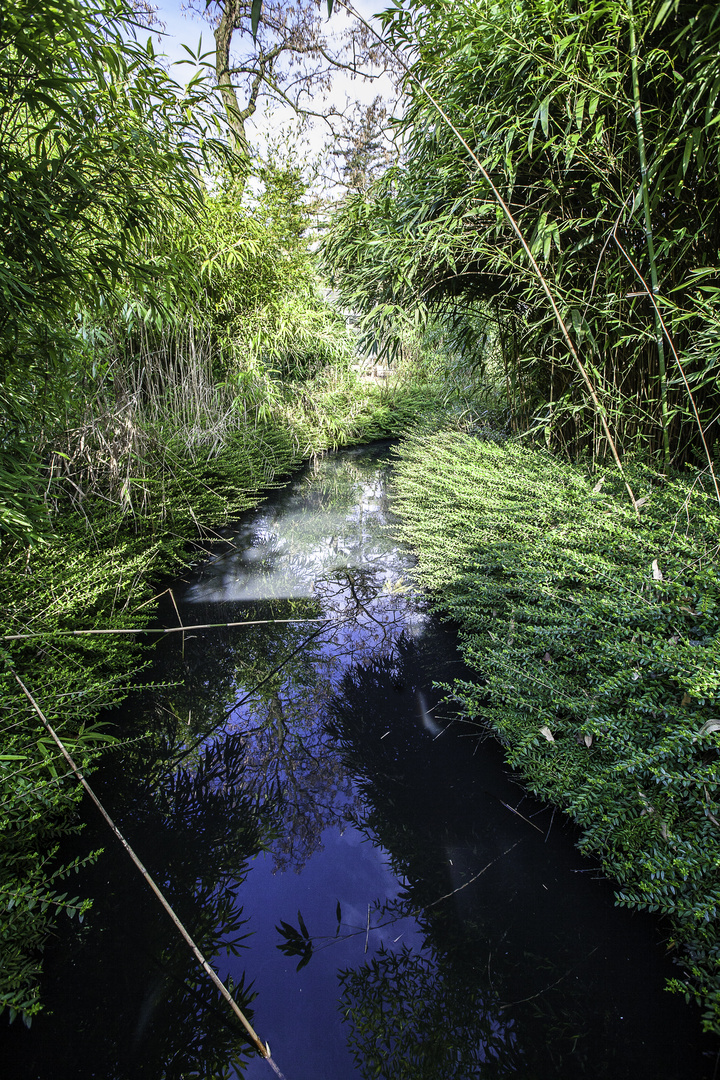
xmin=393 ymin=427 xmax=720 ymax=1029
xmin=0 ymin=0 xmax=228 ymax=542
xmin=324 ymin=0 xmax=720 ymax=464
xmin=192 ymin=163 xmax=356 ymax=380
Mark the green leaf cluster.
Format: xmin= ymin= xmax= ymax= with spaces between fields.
xmin=0 ymin=0 xmax=228 ymax=542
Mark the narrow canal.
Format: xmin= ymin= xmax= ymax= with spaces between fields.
xmin=3 ymin=442 xmax=716 ymax=1078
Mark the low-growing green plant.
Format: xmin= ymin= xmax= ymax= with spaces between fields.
xmin=393 ymin=426 xmax=720 ymax=1030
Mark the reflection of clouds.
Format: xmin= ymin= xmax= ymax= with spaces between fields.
xmin=416 ymin=689 xmax=442 ymax=737
xmin=184 ymin=464 xmax=418 ymax=608
xmin=177 ymin=449 xmax=432 ymax=876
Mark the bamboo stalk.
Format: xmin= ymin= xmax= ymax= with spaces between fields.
xmin=628 ymin=0 xmax=670 ymax=463
xmin=13 ymin=673 xmax=287 ymax=1079
xmin=612 ymin=228 xmax=720 ymax=505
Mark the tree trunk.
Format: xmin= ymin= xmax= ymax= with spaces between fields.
xmin=214 ymin=0 xmax=250 ymax=159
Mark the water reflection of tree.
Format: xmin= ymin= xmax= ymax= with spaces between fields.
xmin=339 ymin=944 xmax=517 ymax=1080
xmin=148 ymin=490 xmax=425 ymax=877
xmin=155 ymin=579 xmax=420 ymax=875
xmin=148 ymin=608 xmax=356 ymax=874
xmin=324 ymin=636 xmax=523 ymax=1078
xmin=325 ymin=639 xmax=696 ymax=1080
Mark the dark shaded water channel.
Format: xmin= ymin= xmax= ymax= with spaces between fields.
xmin=4 ymin=443 xmax=717 ymax=1079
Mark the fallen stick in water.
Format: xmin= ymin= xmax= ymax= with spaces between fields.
xmin=14 ymin=672 xmax=289 ymax=1080
xmin=1 ymin=617 xmax=328 ymax=642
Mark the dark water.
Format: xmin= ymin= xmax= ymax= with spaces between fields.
xmin=3 ymin=443 xmax=717 ymax=1079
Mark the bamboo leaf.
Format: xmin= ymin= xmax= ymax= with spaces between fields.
xmin=653 ymin=0 xmax=678 ymax=31
xmin=575 ymin=93 xmax=586 ymax=131
xmin=528 ymin=110 xmax=540 ymax=157
xmin=539 ymin=95 xmax=550 ymax=137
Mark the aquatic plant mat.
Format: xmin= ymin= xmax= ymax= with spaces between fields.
xmin=392 ymin=428 xmax=720 ymax=1030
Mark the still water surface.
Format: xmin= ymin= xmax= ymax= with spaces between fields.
xmin=3 ymin=442 xmax=716 ymax=1079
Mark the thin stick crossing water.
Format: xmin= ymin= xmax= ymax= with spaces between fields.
xmin=0 ymin=616 xmax=328 ymax=642
xmin=13 ymin=673 xmax=288 ymax=1080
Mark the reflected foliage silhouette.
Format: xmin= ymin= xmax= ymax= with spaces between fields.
xmin=339 ymin=944 xmax=517 ymax=1080
xmin=326 ymin=639 xmax=707 ymax=1079
xmin=3 ymin=724 xmax=264 ymax=1079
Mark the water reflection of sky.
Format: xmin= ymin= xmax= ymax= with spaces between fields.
xmin=230 ymin=822 xmax=425 ymax=1080
xmin=175 ymin=446 xmax=517 ymax=1078
xmin=178 ymin=450 xmax=436 ymax=876
xmin=183 ymin=465 xmax=426 ymax=616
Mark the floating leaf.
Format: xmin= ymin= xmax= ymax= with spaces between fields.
xmin=539 ymin=725 xmax=555 ymax=742
xmin=584 ymin=733 xmax=593 ymax=749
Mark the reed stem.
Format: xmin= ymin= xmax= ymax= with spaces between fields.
xmin=13 ymin=673 xmax=287 ymax=1079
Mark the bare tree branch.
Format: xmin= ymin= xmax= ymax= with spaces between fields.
xmin=186 ymin=0 xmax=397 ymax=183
